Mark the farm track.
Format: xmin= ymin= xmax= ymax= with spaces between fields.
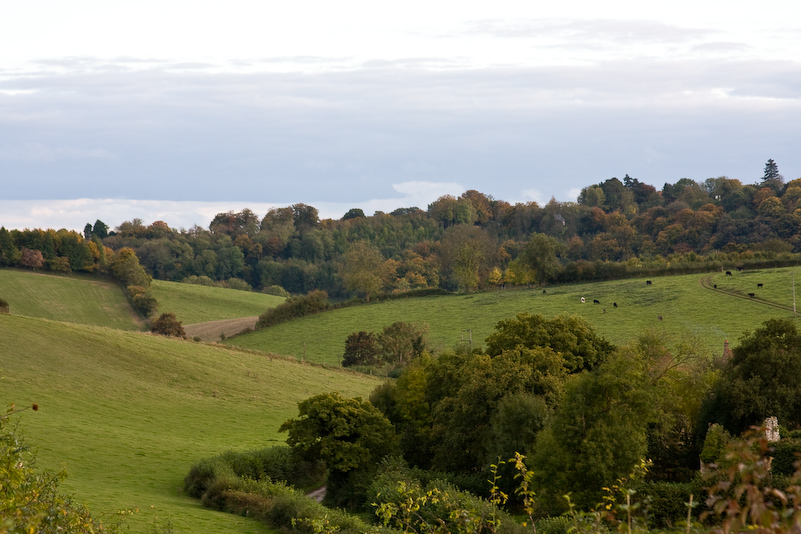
xmin=699 ymin=275 xmax=795 ymax=313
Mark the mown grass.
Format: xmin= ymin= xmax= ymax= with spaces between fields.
xmin=150 ymin=280 xmax=285 ymax=325
xmin=0 ymin=268 xmax=144 ymax=330
xmin=226 ymin=268 xmax=801 ymax=366
xmin=1 ymin=314 xmax=381 ymax=533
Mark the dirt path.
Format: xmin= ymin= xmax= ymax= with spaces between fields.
xmin=699 ymin=275 xmax=795 ymax=313
xmin=183 ymin=316 xmax=259 ymax=342
xmin=307 ymin=487 xmax=326 ymax=503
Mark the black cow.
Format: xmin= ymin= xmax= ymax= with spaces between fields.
xmin=543 ymin=289 xmax=547 ymax=293
xmin=725 ymin=271 xmax=733 ymax=276
xmin=714 ymin=284 xmax=717 ymax=289
xmin=613 ymin=302 xmax=618 ymax=307
xmin=748 ymin=293 xmax=755 ymax=298
xmin=646 ymin=280 xmax=652 ymax=285
xmin=758 ymin=283 xmax=763 ymax=288
xmin=593 ymin=299 xmax=600 ymax=304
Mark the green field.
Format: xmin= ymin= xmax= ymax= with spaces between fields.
xmin=150 ymin=279 xmax=285 ymax=325
xmin=1 ymin=314 xmax=381 ymax=533
xmin=226 ymin=267 xmax=801 ymax=366
xmin=0 ymin=268 xmax=145 ymax=330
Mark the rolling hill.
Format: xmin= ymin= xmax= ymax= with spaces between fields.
xmin=225 ymin=267 xmax=801 ymax=366
xmin=1 ymin=314 xmax=381 ymax=533
xmin=0 ymin=268 xmax=145 ymax=330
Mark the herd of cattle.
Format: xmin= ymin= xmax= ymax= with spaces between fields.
xmin=579 ymin=273 xmax=765 ymax=318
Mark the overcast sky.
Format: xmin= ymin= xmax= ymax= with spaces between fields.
xmin=1 ymin=0 xmax=799 ymax=231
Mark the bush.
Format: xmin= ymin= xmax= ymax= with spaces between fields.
xmin=151 ymin=313 xmax=186 ymax=338
xmin=48 ymin=256 xmax=71 ymax=273
xmin=255 ymin=290 xmax=329 ymax=329
xmin=536 ymin=516 xmax=573 ymax=534
xmin=182 ymin=275 xmax=217 ymax=286
xmin=225 ymin=278 xmax=251 ymax=291
xmin=262 ymin=284 xmax=290 ymax=297
xmin=771 ymin=438 xmax=801 ymax=476
xmin=0 ymin=296 xmax=8 ymax=314
xmin=638 ymin=481 xmax=693 ymax=528
xmin=128 ymin=286 xmax=158 ymax=316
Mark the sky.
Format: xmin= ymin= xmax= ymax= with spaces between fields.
xmin=1 ymin=0 xmax=800 ymax=231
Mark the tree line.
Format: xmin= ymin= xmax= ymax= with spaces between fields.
xmin=2 ymin=160 xmax=800 ymax=300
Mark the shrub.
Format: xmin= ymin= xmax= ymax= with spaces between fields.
xmin=151 ymin=313 xmax=186 ymax=338
xmin=225 ymin=278 xmax=251 ymax=291
xmin=536 ymin=516 xmax=573 ymax=534
xmin=771 ymin=438 xmax=801 ymax=476
xmin=255 ymin=290 xmax=329 ymax=329
xmin=638 ymin=481 xmax=693 ymax=528
xmin=0 ymin=297 xmax=8 ymax=314
xmin=48 ymin=256 xmax=71 ymax=273
xmin=20 ymin=247 xmax=44 ymax=270
xmin=262 ymin=284 xmax=290 ymax=297
xmin=182 ymin=275 xmax=217 ymax=286
xmin=127 ymin=286 xmax=158 ymax=316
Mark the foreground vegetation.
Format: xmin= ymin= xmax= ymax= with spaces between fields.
xmin=1 ymin=314 xmax=381 ymax=533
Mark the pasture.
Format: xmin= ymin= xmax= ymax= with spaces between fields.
xmin=226 ymin=267 xmax=801 ymax=366
xmin=1 ymin=314 xmax=381 ymax=533
xmin=0 ymin=268 xmax=144 ymax=330
xmin=150 ymin=279 xmax=286 ymax=325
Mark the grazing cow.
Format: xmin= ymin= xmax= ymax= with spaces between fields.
xmin=725 ymin=271 xmax=733 ymax=276
xmin=646 ymin=280 xmax=652 ymax=285
xmin=581 ymin=297 xmax=585 ymax=303
xmin=737 ymin=266 xmax=744 ymax=271
xmin=593 ymin=299 xmax=600 ymax=304
xmin=758 ymin=283 xmax=763 ymax=288
xmin=543 ymin=289 xmax=547 ymax=293
xmin=658 ymin=315 xmax=663 ymax=321
xmin=748 ymin=293 xmax=755 ymax=298
xmin=714 ymin=284 xmax=717 ymax=289
xmin=613 ymin=302 xmax=618 ymax=307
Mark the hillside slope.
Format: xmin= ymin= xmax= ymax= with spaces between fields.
xmin=1 ymin=314 xmax=381 ymax=533
xmin=226 ymin=268 xmax=801 ymax=366
xmin=0 ymin=268 xmax=144 ymax=330
xmin=150 ymin=279 xmax=285 ymax=325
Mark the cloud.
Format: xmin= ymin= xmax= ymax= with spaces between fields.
xmin=0 ymin=182 xmax=464 ymax=232
xmin=464 ymin=18 xmax=715 ymax=45
xmin=1 ymin=54 xmax=800 ymax=206
xmin=0 ymin=144 xmax=115 ymax=161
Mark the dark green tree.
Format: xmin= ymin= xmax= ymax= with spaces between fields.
xmin=279 ymin=392 xmax=398 ymax=507
xmin=92 ymin=219 xmax=109 ymax=239
xmin=484 ymin=312 xmax=613 ymax=372
xmin=702 ymin=318 xmax=801 ymax=435
xmin=532 ymin=347 xmax=655 ymax=510
xmin=0 ymin=227 xmax=22 ymax=266
xmin=521 ymin=232 xmax=563 ymax=284
xmin=342 ymin=331 xmax=380 ymax=367
xmin=342 ymin=208 xmax=366 ymax=220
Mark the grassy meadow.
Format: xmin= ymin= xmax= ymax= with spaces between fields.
xmin=0 ymin=268 xmax=145 ymax=330
xmin=1 ymin=314 xmax=382 ymax=533
xmin=150 ymin=279 xmax=285 ymax=325
xmin=226 ymin=267 xmax=801 ymax=366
